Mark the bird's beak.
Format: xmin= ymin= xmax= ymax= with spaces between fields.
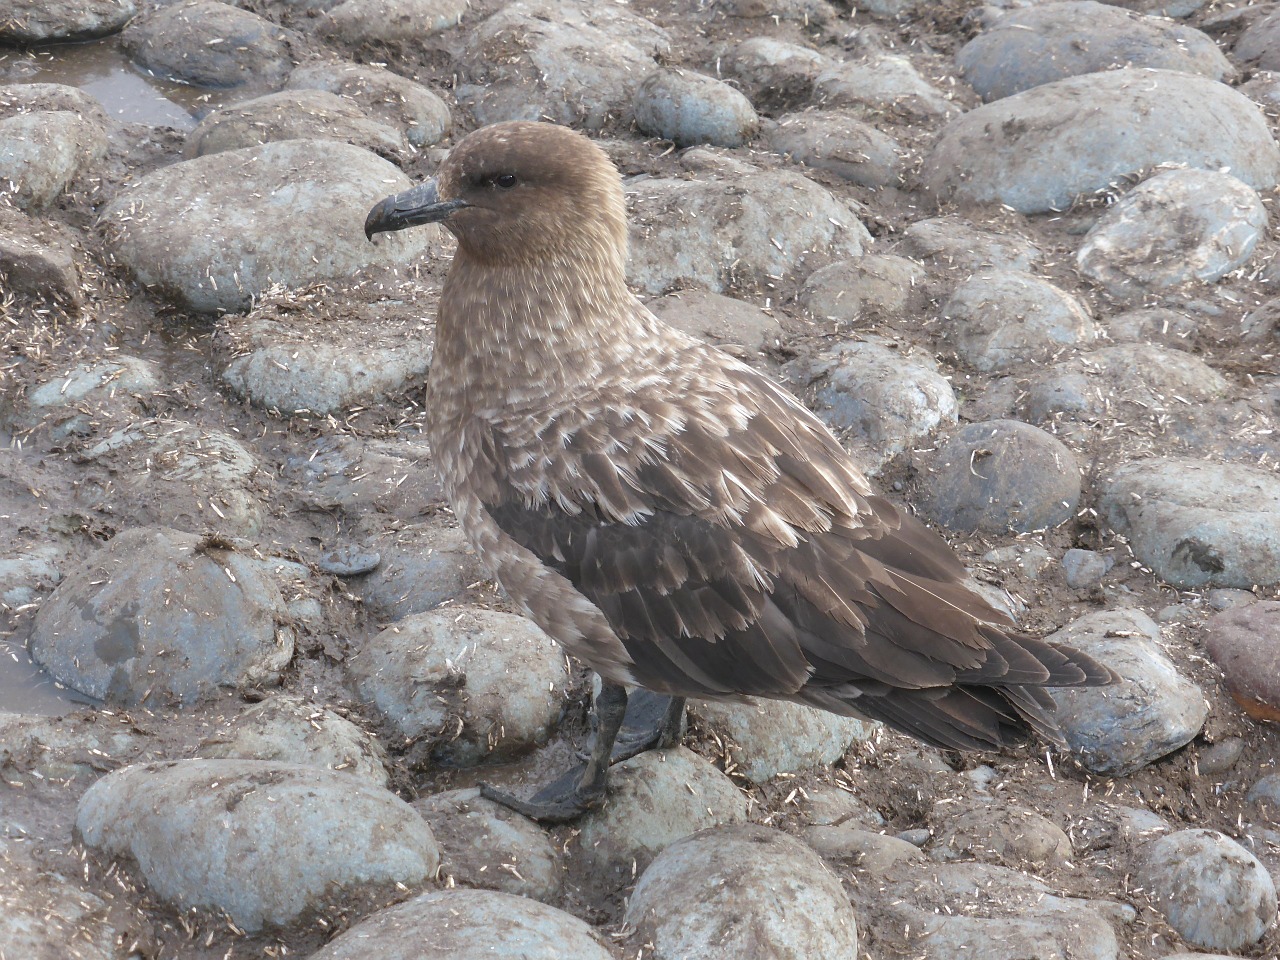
xmin=364 ymin=178 xmax=469 ymax=240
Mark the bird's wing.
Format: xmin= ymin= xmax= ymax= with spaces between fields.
xmin=476 ymin=356 xmax=1087 ymax=719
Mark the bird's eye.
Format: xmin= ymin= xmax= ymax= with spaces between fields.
xmin=494 ymin=173 xmax=518 ymax=189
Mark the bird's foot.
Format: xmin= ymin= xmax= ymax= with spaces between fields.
xmin=479 ymin=765 xmax=606 ymax=823
xmin=610 ymin=691 xmax=686 ymax=764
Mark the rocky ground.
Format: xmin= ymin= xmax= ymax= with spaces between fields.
xmin=2 ymin=0 xmax=1280 ymax=957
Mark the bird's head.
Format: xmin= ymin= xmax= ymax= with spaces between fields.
xmin=365 ymin=121 xmax=629 ymax=273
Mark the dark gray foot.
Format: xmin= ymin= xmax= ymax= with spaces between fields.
xmin=611 ymin=690 xmax=686 ymax=763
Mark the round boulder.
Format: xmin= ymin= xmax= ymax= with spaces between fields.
xmin=633 ymin=68 xmax=759 ymax=148
xmin=0 ymin=110 xmax=107 ymax=211
xmin=285 ymin=61 xmax=451 ymax=147
xmin=1204 ymin=601 xmax=1280 ymax=722
xmin=0 ymin=0 xmax=137 ymax=42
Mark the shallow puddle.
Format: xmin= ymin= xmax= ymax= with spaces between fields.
xmin=0 ymin=635 xmax=91 ymax=716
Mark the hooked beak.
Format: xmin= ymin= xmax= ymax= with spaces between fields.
xmin=364 ymin=178 xmax=469 ymax=240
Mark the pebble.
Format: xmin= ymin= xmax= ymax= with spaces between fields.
xmin=627 ymin=163 xmax=869 ymax=294
xmin=347 ymin=605 xmax=568 ymax=766
xmin=0 ymin=102 xmax=107 ymax=211
xmin=633 ymin=68 xmax=759 ymax=148
xmin=320 ymin=0 xmax=468 ymax=44
xmin=458 ymin=0 xmax=669 ymax=130
xmin=721 ymin=37 xmax=829 ymax=112
xmin=76 ymin=759 xmax=440 ymax=932
xmin=1100 ymin=457 xmax=1280 ymax=589
xmin=309 ymin=888 xmax=614 ymax=960
xmin=767 ymin=111 xmax=903 ymax=188
xmin=802 ymin=825 xmax=925 ymax=871
xmin=101 ymin=140 xmax=434 ymax=314
xmin=1136 ymin=829 xmax=1277 ymax=950
xmin=196 ymin=694 xmax=390 ymax=786
xmin=941 ymin=270 xmax=1098 ymax=372
xmin=921 ymin=69 xmax=1280 ymax=214
xmin=121 ymin=0 xmax=301 ymax=89
xmin=815 ymin=53 xmax=959 ymax=121
xmin=689 ymin=697 xmax=875 ymax=783
xmin=354 ymin=521 xmax=482 ymax=619
xmin=414 ymin=788 xmax=562 ymax=902
xmin=784 ymin=338 xmax=958 ymax=475
xmin=285 ymin=61 xmax=450 ymax=148
xmin=648 ymin=288 xmax=781 ymax=354
xmin=983 ymin=542 xmax=1054 ymax=581
xmin=624 ymin=824 xmax=859 ymax=960
xmin=919 ymin=419 xmax=1081 ymax=535
xmin=798 ymin=254 xmax=929 ymax=326
xmin=187 ymin=89 xmax=407 ymax=161
xmin=0 ymin=0 xmax=137 ymax=42
xmin=957 ymin=1 xmax=1233 ymax=102
xmin=570 ymin=747 xmax=748 ymax=891
xmin=1077 ymin=169 xmax=1267 ymax=299
xmin=1196 ymin=737 xmax=1245 ymax=776
xmin=1204 ymin=601 xmax=1280 ymax=722
xmin=31 ymin=527 xmax=295 ymax=706
xmin=1061 ymin=548 xmax=1113 ymax=588
xmin=1046 ymin=609 xmax=1207 ymax=775
xmin=897 ymin=216 xmax=1041 ymax=273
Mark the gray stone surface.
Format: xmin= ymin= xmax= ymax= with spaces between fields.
xmin=197 ymin=695 xmax=390 ymax=786
xmin=320 ymin=0 xmax=467 ymax=44
xmin=100 ymin=140 xmax=434 ymax=314
xmin=722 ymin=37 xmax=829 ymax=111
xmin=414 ymin=787 xmax=562 ymax=902
xmin=280 ymin=436 xmax=446 ymax=522
xmin=1248 ymin=772 xmax=1280 ymax=816
xmin=929 ymin=800 xmax=1071 ymax=867
xmin=0 ymin=839 xmax=123 ymax=960
xmin=1236 ymin=9 xmax=1280 ymax=71
xmin=1137 ymin=829 xmax=1277 ymax=950
xmin=309 ymin=888 xmax=614 ymax=960
xmin=354 ymin=521 xmax=483 ymax=619
xmin=122 ymin=0 xmax=301 ymax=88
xmin=690 ymin=697 xmax=875 ymax=784
xmin=1105 ymin=307 xmax=1199 ymax=349
xmin=5 ymin=356 xmax=162 ymax=437
xmin=784 ymin=338 xmax=957 ymax=475
xmin=625 ymin=824 xmax=858 ymax=960
xmin=571 ymin=746 xmax=748 ymax=890
xmin=348 ymin=605 xmax=568 ymax=765
xmin=628 ymin=162 xmax=869 ymax=294
xmin=1204 ymin=601 xmax=1280 ymax=723
xmin=285 ymin=61 xmax=451 ymax=147
xmin=75 ymin=759 xmax=440 ymax=931
xmin=1100 ymin=457 xmax=1280 ymax=588
xmin=802 ymin=825 xmax=924 ymax=871
xmin=815 ymin=54 xmax=959 ymax=120
xmin=633 ymin=68 xmax=759 ymax=148
xmin=920 ymin=420 xmax=1081 ymax=535
xmin=0 ymin=711 xmax=147 ymax=785
xmin=31 ymin=527 xmax=294 ymax=707
xmin=1077 ymin=169 xmax=1266 ymax=299
xmin=647 ymin=288 xmax=781 ymax=355
xmin=1047 ymin=609 xmax=1206 ymax=775
xmin=187 ymin=89 xmax=407 ymax=160
xmin=958 ymin=1 xmax=1233 ymax=102
xmin=0 ymin=0 xmax=137 ymax=42
xmin=0 ymin=110 xmax=107 ymax=212
xmin=941 ymin=270 xmax=1097 ymax=372
xmin=0 ymin=546 xmax=63 ymax=611
xmin=798 ymin=254 xmax=929 ymax=325
xmin=921 ymin=69 xmax=1280 ymax=214
xmin=767 ymin=111 xmax=903 ymax=188
xmin=897 ymin=217 xmax=1041 ymax=273
xmin=0 ymin=211 xmax=82 ymax=309
xmin=1061 ymin=548 xmax=1113 ymax=588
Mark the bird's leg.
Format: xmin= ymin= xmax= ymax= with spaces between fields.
xmin=479 ymin=680 xmax=630 ymax=823
xmin=610 ymin=689 xmax=686 ymax=763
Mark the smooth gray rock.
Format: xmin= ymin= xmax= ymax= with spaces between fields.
xmin=285 ymin=61 xmax=451 ymax=147
xmin=898 ymin=217 xmax=1041 ymax=273
xmin=355 ymin=521 xmax=482 ymax=619
xmin=722 ymin=37 xmax=829 ymax=111
xmin=320 ymin=0 xmax=467 ymax=44
xmin=942 ymin=270 xmax=1097 ymax=372
xmin=571 ymin=747 xmax=748 ymax=890
xmin=1061 ymin=548 xmax=1113 ymax=588
xmin=633 ymin=68 xmax=759 ymax=148
xmin=798 ymin=254 xmax=929 ymax=325
xmin=0 ymin=211 xmax=81 ymax=309
xmin=719 ymin=0 xmax=833 ymax=24
xmin=31 ymin=528 xmax=293 ymax=706
xmin=628 ymin=165 xmax=869 ymax=294
xmin=802 ymin=825 xmax=924 ymax=871
xmin=100 ymin=140 xmax=433 ymax=313
xmin=457 ymin=0 xmax=668 ymax=130
xmin=0 ymin=546 xmax=63 ymax=611
xmin=801 ymin=783 xmax=885 ymax=828
xmin=1248 ymin=772 xmax=1280 ymax=816
xmin=920 ymin=420 xmax=1081 ymax=534
xmin=767 ymin=111 xmax=903 ymax=188
xmin=1072 ymin=800 xmax=1169 ymax=851
xmin=815 ymin=54 xmax=959 ymax=120
xmin=0 ymin=711 xmax=146 ymax=785
xmin=121 ymin=0 xmax=300 ymax=88
xmin=1101 ymin=457 xmax=1280 ymax=588
xmin=309 ymin=888 xmax=614 ymax=960
xmin=690 ymin=698 xmax=875 ymax=784
xmin=218 ymin=300 xmax=432 ymax=415
xmin=0 ymin=111 xmax=107 ymax=211
xmin=1204 ymin=602 xmax=1280 ymax=723
xmin=348 ymin=606 xmax=568 ymax=765
xmin=197 ymin=695 xmax=390 ymax=786
xmin=1237 ymin=9 xmax=1280 ymax=71
xmin=921 ymin=69 xmax=1280 ymax=214
xmin=0 ymin=840 xmax=123 ymax=960
xmin=75 ymin=759 xmax=440 ymax=932
xmin=1077 ymin=169 xmax=1266 ymax=299
xmin=1137 ymin=829 xmax=1277 ymax=950
xmin=1048 ymin=609 xmax=1207 ymax=775
xmin=187 ymin=89 xmax=407 ymax=160
xmin=647 ymin=288 xmax=781 ymax=354
xmin=958 ymin=1 xmax=1233 ymax=101
xmin=984 ymin=542 xmax=1054 ymax=581
xmin=281 ymin=436 xmax=446 ymax=522
xmin=414 ymin=788 xmax=562 ymax=902
xmin=0 ymin=0 xmax=137 ymax=42
xmin=625 ymin=824 xmax=858 ymax=960
xmin=6 ymin=356 xmax=162 ymax=437
xmin=1105 ymin=306 xmax=1198 ymax=348
xmin=784 ymin=339 xmax=957 ymax=475
xmin=929 ymin=800 xmax=1071 ymax=867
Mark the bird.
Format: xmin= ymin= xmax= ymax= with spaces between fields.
xmin=364 ymin=120 xmax=1115 ymax=822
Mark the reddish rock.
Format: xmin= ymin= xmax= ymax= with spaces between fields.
xmin=1204 ymin=601 xmax=1280 ymax=722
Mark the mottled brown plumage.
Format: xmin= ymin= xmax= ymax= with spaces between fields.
xmin=366 ymin=121 xmax=1113 ymax=818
